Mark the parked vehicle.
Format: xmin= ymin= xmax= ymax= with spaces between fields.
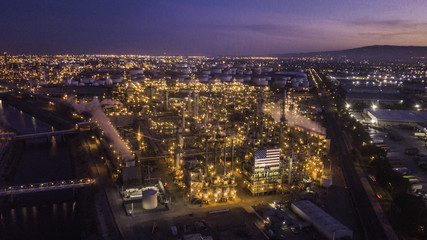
xmin=405 ymin=148 xmax=419 ymax=155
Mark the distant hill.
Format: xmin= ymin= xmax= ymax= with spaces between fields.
xmin=281 ymin=45 xmax=427 ymax=61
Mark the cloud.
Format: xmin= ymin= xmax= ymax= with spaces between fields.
xmin=212 ymin=23 xmax=317 ymax=39
xmin=347 ymin=19 xmax=425 ymax=29
xmin=357 ymin=31 xmax=419 ymax=38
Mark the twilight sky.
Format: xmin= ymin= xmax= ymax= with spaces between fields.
xmin=1 ymin=0 xmax=427 ymax=56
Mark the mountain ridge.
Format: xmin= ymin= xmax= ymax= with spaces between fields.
xmin=280 ymin=45 xmax=427 ymax=61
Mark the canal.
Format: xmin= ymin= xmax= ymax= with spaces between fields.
xmin=0 ymin=101 xmax=81 ymax=240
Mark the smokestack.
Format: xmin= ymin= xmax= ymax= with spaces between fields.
xmin=212 ymin=103 xmax=215 ymax=119
xmin=223 ymin=144 xmax=227 ymax=176
xmin=214 ymin=141 xmax=217 ymax=175
xmin=187 ymin=91 xmax=192 ymax=115
xmin=205 ymin=137 xmax=208 ymax=176
xmin=165 ymin=91 xmax=169 ymax=110
xmin=174 ymin=148 xmax=180 ymax=168
xmin=231 ymin=140 xmax=234 ymax=174
xmin=194 ymin=92 xmax=199 ymax=118
xmin=281 ymin=91 xmax=286 ymax=122
xmin=289 ymin=150 xmax=294 ymax=186
xmin=181 ymin=105 xmax=185 ymax=130
xmin=205 ymin=100 xmax=209 ymax=124
xmin=178 ymin=130 xmax=183 ymax=149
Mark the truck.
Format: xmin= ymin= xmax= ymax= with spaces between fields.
xmin=409 ymin=178 xmax=420 ymax=184
xmin=388 ymin=159 xmax=403 ymax=168
xmin=411 ymin=184 xmax=424 ymax=192
xmin=405 ymin=148 xmax=419 ymax=155
xmin=393 ymin=167 xmax=410 ymax=175
xmin=376 ymin=144 xmax=390 ymax=152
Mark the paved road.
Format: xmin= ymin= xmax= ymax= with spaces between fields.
xmin=310 ymin=68 xmax=388 ymax=240
xmin=326 ymin=112 xmax=388 ymax=240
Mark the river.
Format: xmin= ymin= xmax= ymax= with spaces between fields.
xmin=0 ymin=101 xmax=81 ymax=240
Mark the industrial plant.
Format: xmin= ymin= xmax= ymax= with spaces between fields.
xmin=4 ymin=53 xmax=426 ymax=240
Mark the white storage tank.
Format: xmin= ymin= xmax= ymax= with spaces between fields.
xmin=208 ymin=78 xmax=220 ymax=84
xmin=321 ymin=176 xmax=332 ymax=188
xmin=142 ymin=189 xmax=158 ymax=210
xmin=176 ymin=63 xmax=188 ymax=68
xmin=129 ymin=69 xmax=144 ymax=76
xmin=197 ymin=76 xmax=210 ymax=83
xmin=211 ymin=68 xmax=222 ymax=74
xmin=234 ymin=76 xmax=244 ymax=83
xmin=105 ymin=78 xmax=113 ymax=86
xmin=112 ymin=76 xmax=123 ymax=84
xmin=63 ymin=79 xmax=72 ymax=85
xmin=222 ymin=186 xmax=229 ymax=198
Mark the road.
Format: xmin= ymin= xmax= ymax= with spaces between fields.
xmin=310 ymin=68 xmax=388 ymax=240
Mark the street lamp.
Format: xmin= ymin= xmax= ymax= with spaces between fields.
xmin=415 ymin=104 xmax=420 ymax=110
xmin=372 ymin=104 xmax=377 ymax=111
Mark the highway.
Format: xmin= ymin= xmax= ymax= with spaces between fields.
xmin=310 ymin=68 xmax=388 ymax=240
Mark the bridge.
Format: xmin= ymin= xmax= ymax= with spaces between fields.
xmin=0 ymin=132 xmax=16 ymax=140
xmin=12 ymin=129 xmax=79 ymax=140
xmin=0 ymin=178 xmax=95 ymax=197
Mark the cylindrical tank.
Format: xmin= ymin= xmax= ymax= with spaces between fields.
xmin=321 ymin=176 xmax=332 ymax=188
xmin=202 ymin=188 xmax=209 ymax=200
xmin=211 ymin=68 xmax=222 ymax=74
xmin=129 ymin=69 xmax=144 ymax=76
xmin=142 ymin=189 xmax=158 ymax=209
xmin=229 ymin=186 xmax=236 ymax=197
xmin=222 ymin=186 xmax=229 ymax=198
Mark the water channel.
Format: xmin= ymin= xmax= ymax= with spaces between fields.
xmin=0 ymin=101 xmax=81 ymax=240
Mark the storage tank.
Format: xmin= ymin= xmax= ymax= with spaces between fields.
xmin=220 ymin=75 xmax=232 ymax=82
xmin=176 ymin=63 xmax=188 ymax=68
xmin=197 ymin=76 xmax=210 ymax=83
xmin=212 ymin=186 xmax=220 ymax=199
xmin=105 ymin=78 xmax=113 ymax=86
xmin=208 ymin=78 xmax=220 ymax=84
xmin=222 ymin=186 xmax=229 ymax=198
xmin=63 ymin=79 xmax=72 ymax=85
xmin=142 ymin=189 xmax=158 ymax=209
xmin=82 ymin=78 xmax=95 ymax=84
xmin=223 ymin=69 xmax=231 ymax=75
xmin=234 ymin=77 xmax=244 ymax=83
xmin=112 ymin=76 xmax=123 ymax=84
xmin=202 ymin=188 xmax=209 ymax=201
xmin=129 ymin=69 xmax=144 ymax=76
xmin=211 ymin=68 xmax=222 ymax=74
xmin=321 ymin=176 xmax=332 ymax=188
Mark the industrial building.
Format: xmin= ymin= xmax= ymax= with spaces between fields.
xmin=366 ymin=109 xmax=427 ymax=125
xmin=291 ymin=200 xmax=353 ymax=240
xmin=243 ymin=148 xmax=282 ymax=195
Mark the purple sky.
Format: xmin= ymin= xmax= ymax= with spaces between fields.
xmin=1 ymin=0 xmax=427 ymax=56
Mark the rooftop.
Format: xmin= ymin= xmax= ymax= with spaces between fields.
xmin=367 ymin=109 xmax=427 ymax=123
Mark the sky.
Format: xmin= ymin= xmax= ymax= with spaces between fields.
xmin=1 ymin=0 xmax=427 ymax=56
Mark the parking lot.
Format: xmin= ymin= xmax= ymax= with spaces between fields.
xmin=364 ymin=124 xmax=427 ymax=198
